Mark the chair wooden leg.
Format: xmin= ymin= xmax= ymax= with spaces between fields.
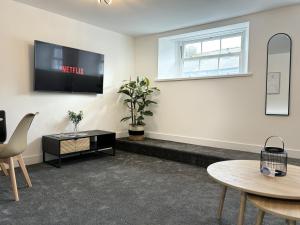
xmin=0 ymin=163 xmax=8 ymax=176
xmin=217 ymin=185 xmax=227 ymax=219
xmin=16 ymin=155 xmax=32 ymax=187
xmin=255 ymin=210 xmax=265 ymax=225
xmin=9 ymin=157 xmax=19 ymax=201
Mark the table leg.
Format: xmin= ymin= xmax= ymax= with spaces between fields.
xmin=237 ymin=192 xmax=247 ymax=225
xmin=255 ymin=210 xmax=265 ymax=225
xmin=217 ymin=185 xmax=227 ymax=219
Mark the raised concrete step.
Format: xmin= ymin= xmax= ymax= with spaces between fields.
xmin=116 ymin=138 xmax=300 ymax=168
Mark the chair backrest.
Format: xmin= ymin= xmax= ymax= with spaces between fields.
xmin=0 ymin=111 xmax=7 ymax=143
xmin=6 ymin=113 xmax=38 ymax=156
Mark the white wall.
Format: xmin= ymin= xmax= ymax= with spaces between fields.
xmin=135 ymin=5 xmax=300 ymax=158
xmin=0 ymin=0 xmax=135 ymax=164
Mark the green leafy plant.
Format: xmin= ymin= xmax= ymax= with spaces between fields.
xmin=118 ymin=76 xmax=160 ymax=126
xmin=68 ymin=111 xmax=83 ymax=130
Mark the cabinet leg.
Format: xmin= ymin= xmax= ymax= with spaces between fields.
xmin=58 ymin=156 xmax=62 ymax=168
xmin=43 ymin=151 xmax=45 ymax=163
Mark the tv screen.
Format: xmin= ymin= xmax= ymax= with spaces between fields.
xmin=34 ymin=40 xmax=104 ymax=94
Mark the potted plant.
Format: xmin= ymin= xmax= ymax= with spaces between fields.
xmin=118 ymin=76 xmax=160 ymax=141
xmin=68 ymin=110 xmax=83 ymax=134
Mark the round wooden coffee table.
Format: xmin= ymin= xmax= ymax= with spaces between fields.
xmin=207 ymin=160 xmax=300 ymax=225
xmin=248 ymin=194 xmax=300 ymax=225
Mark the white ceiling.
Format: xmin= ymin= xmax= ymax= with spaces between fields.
xmin=14 ymin=0 xmax=300 ymax=36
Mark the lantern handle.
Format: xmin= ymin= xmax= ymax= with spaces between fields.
xmin=264 ymin=136 xmax=285 ymax=150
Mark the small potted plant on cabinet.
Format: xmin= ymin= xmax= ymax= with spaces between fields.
xmin=68 ymin=110 xmax=83 ymax=135
xmin=118 ymin=76 xmax=160 ymax=141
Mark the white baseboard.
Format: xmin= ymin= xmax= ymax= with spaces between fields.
xmin=116 ymin=131 xmax=128 ymax=138
xmin=23 ymin=154 xmax=42 ymax=165
xmin=145 ymin=131 xmax=300 ymax=159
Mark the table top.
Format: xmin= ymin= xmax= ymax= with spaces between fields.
xmin=248 ymin=194 xmax=300 ymax=220
xmin=43 ymin=130 xmax=115 ymax=141
xmin=207 ymin=160 xmax=300 ymax=200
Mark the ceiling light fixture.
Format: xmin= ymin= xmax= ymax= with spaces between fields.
xmin=98 ymin=0 xmax=112 ymax=5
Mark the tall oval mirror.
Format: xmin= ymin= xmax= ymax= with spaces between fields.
xmin=266 ymin=33 xmax=292 ymax=116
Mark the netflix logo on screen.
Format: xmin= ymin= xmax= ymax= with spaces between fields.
xmin=60 ymin=65 xmax=84 ymax=75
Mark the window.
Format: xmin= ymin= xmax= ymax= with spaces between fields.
xmin=158 ymin=22 xmax=249 ymax=80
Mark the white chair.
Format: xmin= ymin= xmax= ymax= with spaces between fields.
xmin=0 ymin=113 xmax=38 ymax=201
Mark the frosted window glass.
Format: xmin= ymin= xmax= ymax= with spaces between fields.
xmin=183 ymin=60 xmax=199 ymax=73
xmin=200 ymin=58 xmax=219 ymax=71
xmin=202 ymin=39 xmax=220 ymax=54
xmin=219 ymin=56 xmax=240 ymax=69
xmin=184 ymin=43 xmax=202 ymax=58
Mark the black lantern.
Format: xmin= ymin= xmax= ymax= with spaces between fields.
xmin=260 ymin=136 xmax=287 ymax=177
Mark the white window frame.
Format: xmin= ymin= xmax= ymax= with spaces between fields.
xmin=180 ymin=32 xmax=245 ymax=75
xmin=157 ymin=22 xmax=251 ymax=82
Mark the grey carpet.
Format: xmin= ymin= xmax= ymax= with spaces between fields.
xmin=0 ymin=151 xmax=284 ymax=225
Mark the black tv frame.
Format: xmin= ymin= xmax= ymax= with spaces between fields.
xmin=34 ymin=40 xmax=104 ymax=94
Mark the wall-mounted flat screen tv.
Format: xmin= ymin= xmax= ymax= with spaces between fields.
xmin=34 ymin=40 xmax=104 ymax=94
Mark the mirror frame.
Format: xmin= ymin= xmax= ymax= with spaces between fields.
xmin=265 ymin=33 xmax=292 ymax=116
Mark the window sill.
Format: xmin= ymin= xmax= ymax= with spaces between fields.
xmin=155 ymin=73 xmax=253 ymax=82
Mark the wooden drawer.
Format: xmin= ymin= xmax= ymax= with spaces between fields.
xmin=60 ymin=138 xmax=90 ymax=154
xmin=75 ymin=138 xmax=90 ymax=152
xmin=60 ymin=140 xmax=75 ymax=154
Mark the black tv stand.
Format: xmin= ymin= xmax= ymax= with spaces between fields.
xmin=42 ymin=130 xmax=116 ymax=168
